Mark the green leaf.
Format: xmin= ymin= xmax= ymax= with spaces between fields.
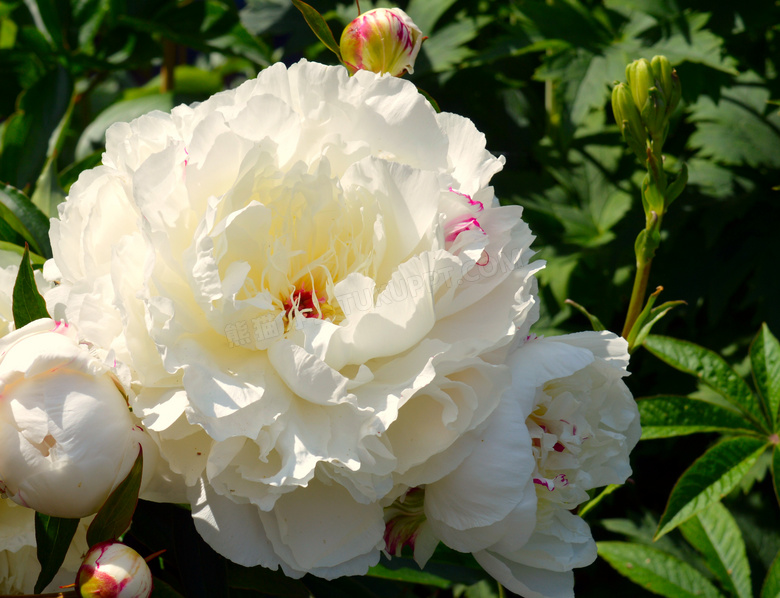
xmin=579 ymin=484 xmax=621 ymax=518
xmin=23 ymin=0 xmax=64 ymax=48
xmin=12 ymin=246 xmax=49 ymax=329
xmin=34 ymin=513 xmax=80 ymax=594
xmin=151 ymin=577 xmax=187 ymax=598
xmin=751 ymin=324 xmax=780 ymax=429
xmin=75 ymin=93 xmax=174 ymax=160
xmin=0 ymin=182 xmax=51 ymax=257
xmin=656 ymin=436 xmax=768 ymax=539
xmin=688 ymin=75 xmax=780 ymax=169
xmin=291 ymin=0 xmax=342 ymax=61
xmin=598 ymin=541 xmax=725 ymax=598
xmin=368 ymin=561 xmax=452 ymax=589
xmin=87 ymin=446 xmax=143 ymax=547
xmin=772 ymin=445 xmax=780 ymax=510
xmin=680 ymin=502 xmax=752 ymax=598
xmin=0 ymin=65 xmax=73 ymax=191
xmin=637 ymin=396 xmax=761 ymax=439
xmin=30 ymin=155 xmax=66 ymax=220
xmin=227 ymin=561 xmax=310 ymax=597
xmin=0 ymin=241 xmax=45 ymax=265
xmin=763 ymin=549 xmax=780 ymax=598
xmin=405 ymin=0 xmax=458 ymax=35
xmin=644 ymin=334 xmax=767 ymax=429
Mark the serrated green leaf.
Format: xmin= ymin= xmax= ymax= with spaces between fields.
xmin=688 ymin=76 xmax=780 ymax=169
xmin=87 ymin=446 xmax=143 ymax=547
xmin=598 ymin=541 xmax=725 ymax=598
xmin=291 ymin=0 xmax=341 ymax=61
xmin=763 ymin=549 xmax=780 ymax=598
xmin=751 ymin=324 xmax=780 ymax=429
xmin=12 ymin=246 xmax=49 ymax=329
xmin=656 ymin=436 xmax=768 ymax=539
xmin=637 ymin=396 xmax=761 ymax=439
xmin=644 ymin=334 xmax=767 ymax=429
xmin=34 ymin=513 xmax=80 ymax=593
xmin=0 ymin=182 xmax=51 ymax=257
xmin=680 ymin=502 xmax=752 ymax=598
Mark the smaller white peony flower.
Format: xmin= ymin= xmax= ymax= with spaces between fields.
xmin=394 ymin=331 xmax=640 ymax=598
xmin=340 ymin=8 xmax=426 ymax=76
xmin=77 ymin=540 xmax=153 ymax=598
xmin=0 ymin=318 xmax=156 ymax=519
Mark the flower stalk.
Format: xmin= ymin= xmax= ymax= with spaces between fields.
xmin=614 ymin=55 xmax=687 ymax=344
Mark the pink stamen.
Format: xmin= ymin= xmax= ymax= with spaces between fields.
xmin=448 ymin=187 xmax=484 ymax=211
xmin=533 ymin=474 xmax=568 ymax=491
xmin=445 ymin=216 xmax=485 ymax=243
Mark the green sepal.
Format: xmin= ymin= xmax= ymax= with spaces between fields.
xmin=565 ymin=298 xmax=605 ymax=331
xmin=291 ymin=0 xmax=343 ymax=62
xmin=87 ymin=446 xmax=144 ymax=547
xmin=12 ymin=246 xmax=50 ymax=330
xmin=666 ymin=162 xmax=688 ymax=208
xmin=34 ymin=513 xmax=80 ymax=593
xmin=626 ymin=286 xmax=685 ymax=351
xmin=643 ymin=161 xmax=667 ymax=211
xmin=634 ymin=215 xmax=661 ymax=265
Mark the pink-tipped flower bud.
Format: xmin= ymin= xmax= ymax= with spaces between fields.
xmin=340 ymin=8 xmax=425 ymax=76
xmin=77 ymin=541 xmax=152 ymax=598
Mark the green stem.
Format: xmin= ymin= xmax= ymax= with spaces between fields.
xmin=497 ymin=582 xmax=506 ymax=598
xmin=622 ymin=256 xmax=652 ymax=339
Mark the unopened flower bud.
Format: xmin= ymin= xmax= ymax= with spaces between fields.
xmin=650 ymin=55 xmax=681 ymax=116
xmin=0 ymin=319 xmax=156 ymax=519
xmin=612 ymin=82 xmax=647 ymax=160
xmin=626 ymin=58 xmax=654 ymax=114
xmin=624 ymin=56 xmax=680 ymax=142
xmin=340 ymin=8 xmax=425 ymax=76
xmin=77 ymin=541 xmax=152 ymax=598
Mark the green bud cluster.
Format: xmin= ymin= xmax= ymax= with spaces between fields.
xmin=612 ymin=55 xmax=681 ymax=163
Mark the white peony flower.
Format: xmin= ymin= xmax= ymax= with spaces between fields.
xmin=0 ymin=318 xmax=157 ymax=519
xmin=406 ymin=331 xmax=640 ymax=598
xmin=0 ymin=497 xmax=90 ymax=594
xmin=45 ymin=60 xmax=541 ymax=577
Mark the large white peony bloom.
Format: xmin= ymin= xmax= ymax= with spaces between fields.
xmin=44 ymin=60 xmax=540 ymax=577
xmin=402 ymin=331 xmax=640 ymax=598
xmin=0 ymin=319 xmax=157 ymax=519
